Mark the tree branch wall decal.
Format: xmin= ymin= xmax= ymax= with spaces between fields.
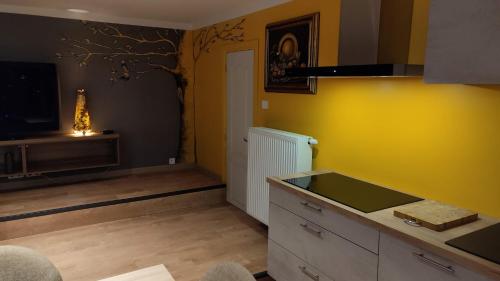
xmin=56 ymin=21 xmax=189 ymax=158
xmin=193 ymin=18 xmax=245 ymax=63
xmin=55 ymin=19 xmax=246 ymax=162
xmin=57 ymin=21 xmax=184 ymax=84
xmin=189 ymin=18 xmax=246 ymax=162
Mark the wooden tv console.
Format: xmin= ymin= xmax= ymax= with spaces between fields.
xmin=0 ymin=134 xmax=120 ymax=179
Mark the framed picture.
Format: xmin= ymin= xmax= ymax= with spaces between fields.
xmin=265 ymin=13 xmax=320 ymax=94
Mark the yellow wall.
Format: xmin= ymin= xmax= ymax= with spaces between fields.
xmin=190 ymin=0 xmax=500 ymax=218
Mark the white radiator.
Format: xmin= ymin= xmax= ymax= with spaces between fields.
xmin=246 ymin=127 xmax=317 ymax=224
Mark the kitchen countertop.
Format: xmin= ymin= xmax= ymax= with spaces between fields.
xmin=267 ymin=170 xmax=500 ymax=280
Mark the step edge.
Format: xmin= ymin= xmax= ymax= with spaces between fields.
xmin=0 ymin=184 xmax=226 ymax=222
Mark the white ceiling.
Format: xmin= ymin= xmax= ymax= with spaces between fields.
xmin=0 ymin=0 xmax=290 ymax=30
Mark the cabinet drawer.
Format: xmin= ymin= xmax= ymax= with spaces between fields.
xmin=270 ymin=184 xmax=379 ymax=253
xmin=269 ymin=203 xmax=378 ymax=281
xmin=268 ymin=240 xmax=333 ymax=281
xmin=379 ymin=232 xmax=495 ymax=281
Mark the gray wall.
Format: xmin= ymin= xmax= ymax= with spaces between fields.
xmin=0 ymin=13 xmax=182 ymax=169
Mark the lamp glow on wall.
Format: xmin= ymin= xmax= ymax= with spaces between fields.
xmin=72 ymin=89 xmax=93 ymax=136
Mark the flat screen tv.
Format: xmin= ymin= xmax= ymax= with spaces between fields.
xmin=0 ymin=61 xmax=60 ymax=139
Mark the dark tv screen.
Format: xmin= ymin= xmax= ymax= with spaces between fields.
xmin=0 ymin=62 xmax=60 ymax=137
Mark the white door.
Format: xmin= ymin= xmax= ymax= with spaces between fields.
xmin=226 ymin=50 xmax=254 ymax=211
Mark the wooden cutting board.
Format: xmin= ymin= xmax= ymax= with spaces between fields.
xmin=394 ymin=200 xmax=478 ymax=232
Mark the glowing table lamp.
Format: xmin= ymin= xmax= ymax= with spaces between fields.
xmin=72 ymin=89 xmax=92 ymax=136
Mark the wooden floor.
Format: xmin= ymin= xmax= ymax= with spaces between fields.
xmin=0 ymin=204 xmax=268 ymax=281
xmin=0 ymin=169 xmax=221 ymax=217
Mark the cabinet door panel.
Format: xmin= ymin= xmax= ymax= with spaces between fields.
xmin=270 ymin=185 xmax=379 ymax=253
xmin=268 ymin=240 xmax=333 ymax=281
xmin=269 ymin=203 xmax=378 ymax=281
xmin=424 ymin=0 xmax=500 ymax=84
xmin=379 ymin=232 xmax=495 ymax=281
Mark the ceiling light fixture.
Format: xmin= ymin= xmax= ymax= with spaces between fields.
xmin=67 ymin=8 xmax=89 ymax=13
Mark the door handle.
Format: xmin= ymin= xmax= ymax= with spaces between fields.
xmin=243 ymin=137 xmax=248 ymax=142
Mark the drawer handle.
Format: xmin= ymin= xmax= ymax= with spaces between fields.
xmin=300 ymin=223 xmax=322 ymax=236
xmin=298 ymin=266 xmax=320 ymax=281
xmin=300 ymin=201 xmax=322 ymax=212
xmin=413 ymin=252 xmax=455 ymax=274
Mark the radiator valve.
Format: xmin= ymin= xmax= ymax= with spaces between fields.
xmin=308 ymin=138 xmax=319 ymax=145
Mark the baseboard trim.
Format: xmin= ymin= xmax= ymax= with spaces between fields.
xmin=0 ymin=183 xmax=225 ymax=223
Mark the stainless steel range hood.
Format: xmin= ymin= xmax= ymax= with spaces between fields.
xmin=287 ymin=0 xmax=423 ymax=78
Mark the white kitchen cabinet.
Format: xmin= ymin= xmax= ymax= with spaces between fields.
xmin=269 ymin=203 xmax=378 ymax=281
xmin=269 ymin=184 xmax=379 ymax=253
xmin=268 ymin=241 xmax=334 ymax=281
xmin=379 ymin=232 xmax=496 ymax=281
xmin=424 ymin=0 xmax=500 ymax=84
xmin=267 ymin=177 xmax=500 ymax=281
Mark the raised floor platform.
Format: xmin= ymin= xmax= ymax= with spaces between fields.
xmin=0 ymin=168 xmax=226 ymax=239
xmin=0 ymin=168 xmax=222 ymax=218
xmin=0 ymin=168 xmax=268 ymax=281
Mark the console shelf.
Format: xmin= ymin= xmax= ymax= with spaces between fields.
xmin=0 ymin=134 xmax=120 ymax=178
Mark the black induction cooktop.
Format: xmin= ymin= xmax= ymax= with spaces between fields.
xmin=446 ymin=223 xmax=500 ymax=265
xmin=285 ymin=172 xmax=423 ymax=213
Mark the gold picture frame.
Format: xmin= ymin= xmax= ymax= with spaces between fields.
xmin=264 ymin=13 xmax=320 ymax=94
